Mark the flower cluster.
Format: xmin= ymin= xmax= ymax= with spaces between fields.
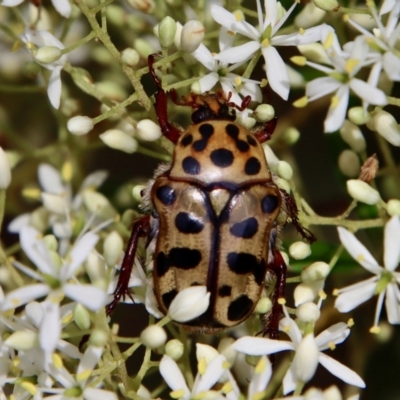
xmin=1 ymin=0 xmax=400 ymax=399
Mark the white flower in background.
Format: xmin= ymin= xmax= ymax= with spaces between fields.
xmin=43 ymin=345 xmax=117 ymax=400
xmin=3 ymin=226 xmax=107 ymax=356
xmin=20 ymin=29 xmax=68 ymax=109
xmin=347 ymin=1 xmax=400 ymax=88
xmin=233 ymin=314 xmax=365 ymax=394
xmin=1 ymin=0 xmax=71 ymax=18
xmin=301 ymin=26 xmax=387 ymax=132
xmin=335 ymin=216 xmax=400 ymax=331
xmin=159 ymin=353 xmax=239 ymax=400
xmin=192 ymin=28 xmax=262 ymax=106
xmin=211 ymin=0 xmax=324 ymax=100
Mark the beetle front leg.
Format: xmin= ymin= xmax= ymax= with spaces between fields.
xmin=148 ymin=53 xmax=182 ymax=144
xmin=106 ymin=215 xmax=150 ymax=316
xmin=252 ymin=117 xmax=278 ymax=144
xmin=262 ymin=249 xmax=287 ymax=339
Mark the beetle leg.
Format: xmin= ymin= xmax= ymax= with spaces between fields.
xmin=148 ymin=53 xmax=182 ymax=144
xmin=280 ymin=189 xmax=316 ymax=243
xmin=252 ymin=117 xmax=278 ymax=143
xmin=106 ymin=215 xmax=150 ymax=316
xmin=262 ymin=248 xmax=287 ymax=339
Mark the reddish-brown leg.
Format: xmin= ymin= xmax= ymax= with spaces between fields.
xmin=106 ymin=215 xmax=150 ymax=315
xmin=262 ymin=249 xmax=287 ymax=339
xmin=148 ymin=53 xmax=181 ymax=144
xmin=280 ymin=189 xmax=316 ymax=243
xmin=252 ymin=117 xmax=278 ymax=143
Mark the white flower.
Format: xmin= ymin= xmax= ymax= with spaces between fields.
xmin=335 ymin=216 xmax=400 ymax=330
xmin=20 ymin=29 xmax=68 ymax=109
xmin=211 ymin=0 xmax=324 ymax=99
xmin=233 ymin=314 xmax=365 ymax=394
xmin=0 ymin=147 xmax=11 ymax=189
xmin=1 ymin=0 xmax=71 ymax=18
xmin=191 ymin=28 xmax=262 ymax=106
xmin=3 ymin=227 xmax=106 ymax=355
xmin=302 ymin=27 xmax=387 ymax=132
xmin=159 ymin=353 xmax=239 ymax=400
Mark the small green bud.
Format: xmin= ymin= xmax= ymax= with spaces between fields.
xmin=74 ymin=303 xmax=91 ymax=330
xmin=35 ymin=46 xmax=62 ymax=64
xmin=121 ymin=48 xmax=140 ymax=66
xmin=159 ymin=16 xmax=177 ymax=48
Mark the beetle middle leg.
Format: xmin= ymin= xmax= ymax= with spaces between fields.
xmin=106 ymin=215 xmax=150 ymax=315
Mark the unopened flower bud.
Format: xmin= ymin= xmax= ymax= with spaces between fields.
xmin=301 ymin=261 xmax=330 ymax=282
xmin=85 ymin=252 xmax=107 ymax=287
xmin=255 ymin=297 xmax=272 ymax=314
xmin=275 ymin=177 xmax=291 ymax=193
xmin=165 ymin=339 xmax=184 ymax=360
xmin=387 ymin=199 xmax=400 ymax=216
xmin=103 ymin=231 xmax=123 ymax=267
xmin=121 ymin=48 xmax=140 ymax=66
xmin=74 ymin=303 xmax=91 ymax=330
xmin=254 ymin=104 xmax=275 ymax=122
xmin=282 ymin=127 xmax=300 ymax=144
xmin=100 ymin=129 xmax=138 ymax=153
xmin=297 ymin=43 xmax=330 ymax=64
xmin=105 ymin=5 xmax=126 ymax=25
xmin=43 ymin=234 xmax=58 ymax=251
xmin=159 ymin=16 xmax=177 ymax=48
xmin=313 ymin=0 xmax=340 ymax=12
xmin=196 ymin=343 xmax=219 ymax=364
xmin=136 ymin=119 xmax=162 ymax=141
xmin=263 ymin=145 xmax=279 ymax=172
xmin=277 ymin=161 xmax=293 ymax=181
xmin=67 ymin=116 xmax=94 ymax=135
xmin=127 ymin=0 xmax=155 ymax=12
xmin=0 ymin=147 xmax=11 ymax=189
xmin=294 ymin=281 xmax=324 ymax=306
xmin=289 ymin=242 xmax=311 ymax=260
xmin=338 ymin=149 xmax=360 ymax=177
xmin=41 ymin=193 xmax=68 ymax=215
xmin=370 ymin=109 xmax=400 ymax=146
xmin=5 ymin=330 xmax=39 ymax=351
xmin=134 ymin=38 xmax=154 ymax=59
xmin=83 ymin=190 xmax=117 ymax=219
xmin=323 ymin=386 xmax=342 ymax=400
xmin=96 ymin=81 xmax=127 ymax=101
xmin=346 ymin=179 xmax=381 ymax=205
xmin=35 ymin=46 xmax=62 ymax=64
xmin=294 ymin=2 xmax=326 ymax=28
xmin=168 ymin=286 xmax=210 ymax=322
xmin=140 ymin=325 xmax=167 ymax=349
xmin=296 ymin=302 xmax=321 ymax=322
xmin=339 ymin=120 xmax=366 ymax=152
xmin=292 ymin=334 xmax=319 ymax=383
xmin=348 ymin=106 xmax=370 ymax=125
xmin=89 ymin=329 xmax=108 ymax=347
xmin=181 ymin=20 xmax=205 ymax=53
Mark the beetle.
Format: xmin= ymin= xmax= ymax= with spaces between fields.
xmin=107 ymin=53 xmax=314 ymax=336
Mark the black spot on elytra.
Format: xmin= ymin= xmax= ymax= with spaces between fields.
xmin=175 ymin=212 xmax=204 ymax=234
xmin=162 ymin=289 xmax=178 ymax=309
xmin=156 ymin=252 xmax=170 ymax=277
xmin=181 ymin=134 xmax=193 ymax=147
xmin=227 ymin=295 xmax=253 ymax=321
xmin=226 ymin=123 xmax=249 ymax=152
xmin=169 ymin=248 xmax=202 ymax=269
xmin=182 ymin=156 xmax=201 ymax=175
xmin=227 ymin=252 xmax=262 ymax=275
xmin=193 ymin=123 xmax=214 ymax=151
xmin=247 ymin=134 xmax=257 ymax=146
xmin=218 ymin=285 xmax=232 ymax=297
xmin=244 ymin=157 xmax=261 ymax=175
xmin=156 ymin=185 xmax=176 ymax=206
xmin=230 ymin=217 xmax=259 ymax=238
xmin=261 ymin=194 xmax=279 ymax=213
xmin=210 ymin=148 xmax=234 ymax=168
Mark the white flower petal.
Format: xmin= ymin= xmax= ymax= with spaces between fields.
xmin=77 ymin=346 xmax=103 ymax=381
xmin=38 ymin=164 xmax=64 ymax=194
xmin=215 ymin=41 xmax=260 ymax=64
xmin=47 ymin=66 xmax=63 ymax=109
xmin=40 ymin=300 xmax=60 ymax=355
xmin=194 ymin=355 xmax=226 ymax=394
xmin=198 ymin=73 xmax=220 ymax=92
xmin=62 ymin=232 xmax=98 ymax=279
xmin=64 ymin=284 xmax=106 ymax=311
xmin=385 ymin=283 xmax=400 ymax=324
xmin=337 ymin=227 xmax=382 ymax=274
xmin=315 ymin=323 xmax=349 ymax=350
xmin=262 ymin=45 xmax=289 ymax=100
xmin=383 ymin=52 xmax=400 ymax=81
xmin=248 ymin=356 xmax=272 ymax=398
xmin=272 ymin=25 xmax=323 ymax=47
xmin=84 ymin=387 xmax=118 ymax=400
xmin=279 ymin=316 xmax=303 ymax=345
xmin=282 ymin=366 xmax=296 ymax=395
xmin=220 ymin=80 xmax=242 ymax=106
xmin=335 ymin=278 xmax=377 ymax=313
xmin=1 ymin=0 xmax=24 ymax=5
xmin=3 ymin=284 xmax=49 ymax=310
xmin=233 ymin=336 xmax=293 ymax=355
xmin=159 ymin=355 xmax=190 ymax=397
xmin=8 ymin=213 xmax=31 ymax=233
xmin=192 ymin=44 xmax=217 ymax=71
xmin=51 ymin=0 xmax=71 ymax=18
xmin=384 ymin=216 xmax=400 ymax=271
xmin=291 ymin=334 xmax=319 ymax=384
xmin=240 ymin=81 xmax=262 ymax=102
xmin=349 ymin=78 xmax=387 ymax=106
xmin=318 ymin=352 xmax=366 ymax=388
xmin=56 ymin=339 xmax=81 ymax=359
xmin=324 ymin=84 xmax=349 ymax=133
xmin=219 ymin=27 xmax=235 ymax=52
xmin=306 ymin=77 xmax=341 ymax=101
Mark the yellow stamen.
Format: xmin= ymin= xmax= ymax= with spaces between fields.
xmin=278 ymin=298 xmax=286 ymax=305
xmin=330 ymin=95 xmax=340 ymax=109
xmin=62 ymin=160 xmax=73 ymax=182
xmin=319 ymin=290 xmax=327 ymax=300
xmin=22 ymin=187 xmax=41 ymax=200
xmin=370 ymin=325 xmax=381 ymax=334
xmin=260 ymin=78 xmax=268 ymax=88
xmin=332 ymin=288 xmax=339 ymax=296
xmin=198 ymin=357 xmax=207 ymax=375
xmin=233 ymin=10 xmax=244 ymax=22
xmin=347 ymin=318 xmax=354 ymax=327
xmin=234 ymin=76 xmax=242 ymax=86
xmin=77 ymin=369 xmax=92 ymax=382
xmin=328 ymin=341 xmax=336 ymax=350
xmin=221 ymin=382 xmax=233 ymax=393
xmin=323 ymin=31 xmax=334 ymax=50
xmin=20 ymin=382 xmax=38 ymax=396
xmin=261 ymin=38 xmax=270 ymax=47
xmin=298 ymin=28 xmax=305 ymax=35
xmin=255 ymin=356 xmax=267 ymax=374
xmin=293 ymin=96 xmax=308 ymax=108
xmin=345 ymin=59 xmax=359 ymax=74
xmin=52 ymin=353 xmax=64 ymax=369
xmin=170 ymin=389 xmax=185 ymax=399
xmin=291 ymin=56 xmax=307 ymax=66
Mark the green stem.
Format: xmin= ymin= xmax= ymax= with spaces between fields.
xmin=387 ymin=96 xmax=400 ymax=107
xmin=137 ymin=145 xmax=171 ymax=162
